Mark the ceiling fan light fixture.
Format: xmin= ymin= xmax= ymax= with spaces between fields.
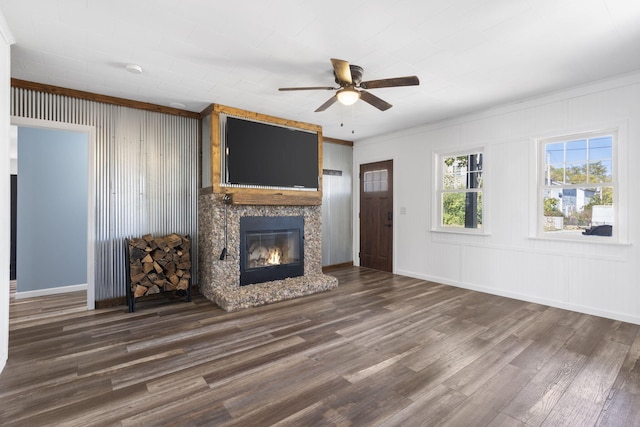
xmin=336 ymin=88 xmax=360 ymax=106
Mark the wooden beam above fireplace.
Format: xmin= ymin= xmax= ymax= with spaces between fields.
xmin=228 ymin=191 xmax=321 ymax=206
xmin=208 ymin=104 xmax=323 ymax=206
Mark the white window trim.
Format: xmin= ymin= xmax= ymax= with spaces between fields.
xmin=533 ymin=124 xmax=628 ymax=244
xmin=432 ymin=146 xmax=489 ymax=235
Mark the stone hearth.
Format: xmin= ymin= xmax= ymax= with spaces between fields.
xmin=198 ymin=192 xmax=338 ymax=311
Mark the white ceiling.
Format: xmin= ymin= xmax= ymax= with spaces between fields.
xmin=2 ymin=0 xmax=640 ymax=141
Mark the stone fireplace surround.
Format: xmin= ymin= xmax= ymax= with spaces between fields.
xmin=198 ymin=191 xmax=338 ymax=311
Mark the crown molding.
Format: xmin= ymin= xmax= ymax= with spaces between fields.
xmin=0 ymin=9 xmax=15 ymax=45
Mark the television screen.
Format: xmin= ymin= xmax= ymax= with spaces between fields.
xmin=225 ymin=116 xmax=319 ymax=189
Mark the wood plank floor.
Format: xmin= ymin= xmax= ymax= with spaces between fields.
xmin=2 ymin=267 xmax=640 ymax=426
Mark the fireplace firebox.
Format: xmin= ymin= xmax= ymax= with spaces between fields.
xmin=239 ymin=216 xmax=304 ymax=286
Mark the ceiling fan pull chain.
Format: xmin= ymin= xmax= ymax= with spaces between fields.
xmin=351 ymin=104 xmax=355 ymax=134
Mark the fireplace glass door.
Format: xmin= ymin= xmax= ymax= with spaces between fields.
xmin=239 ymin=216 xmax=304 ymax=286
xmin=245 ymin=229 xmax=300 ymax=269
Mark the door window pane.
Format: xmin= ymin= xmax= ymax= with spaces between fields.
xmin=364 ymin=169 xmax=388 ymax=192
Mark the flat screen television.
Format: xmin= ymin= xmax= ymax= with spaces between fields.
xmin=223 ymin=116 xmax=319 ymax=190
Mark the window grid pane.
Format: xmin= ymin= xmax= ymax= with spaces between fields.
xmin=364 ymin=169 xmax=388 ymax=193
xmin=441 ymin=191 xmax=483 ymax=228
xmin=442 ymin=154 xmax=483 ymax=190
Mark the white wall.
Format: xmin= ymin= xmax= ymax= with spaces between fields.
xmin=354 ymin=71 xmax=640 ymax=325
xmin=0 ymin=9 xmax=15 ymax=374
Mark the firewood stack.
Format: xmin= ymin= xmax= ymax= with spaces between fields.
xmin=127 ymin=233 xmax=191 ymax=300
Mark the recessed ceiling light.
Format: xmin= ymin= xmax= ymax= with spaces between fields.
xmin=169 ymin=102 xmax=186 ymax=109
xmin=125 ymin=63 xmax=143 ymax=74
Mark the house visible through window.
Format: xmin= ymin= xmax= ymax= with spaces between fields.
xmin=436 ymin=150 xmax=483 ymax=231
xmin=540 ymin=131 xmax=615 ymax=238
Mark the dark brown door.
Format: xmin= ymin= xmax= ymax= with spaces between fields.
xmin=359 ymin=160 xmax=393 ymax=272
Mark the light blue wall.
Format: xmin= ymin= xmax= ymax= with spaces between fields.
xmin=17 ymin=127 xmax=88 ymax=291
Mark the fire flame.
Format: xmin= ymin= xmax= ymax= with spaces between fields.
xmin=267 ymin=248 xmax=281 ymax=265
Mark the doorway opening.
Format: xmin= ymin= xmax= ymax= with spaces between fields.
xmin=10 ymin=117 xmax=96 ymax=310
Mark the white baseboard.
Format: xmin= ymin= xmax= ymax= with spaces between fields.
xmin=15 ymin=283 xmax=88 ymax=299
xmin=395 ymin=269 xmax=640 ymax=326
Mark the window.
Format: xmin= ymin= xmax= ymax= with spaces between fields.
xmin=539 ymin=130 xmax=615 ymax=238
xmin=435 ymin=150 xmax=483 ymax=232
xmin=363 ymin=169 xmax=388 ymax=192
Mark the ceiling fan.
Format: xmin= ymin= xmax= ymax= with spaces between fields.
xmin=279 ymin=58 xmax=420 ymax=112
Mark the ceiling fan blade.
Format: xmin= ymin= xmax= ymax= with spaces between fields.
xmin=330 ymin=58 xmax=352 ymax=85
xmin=360 ymin=75 xmax=420 ymax=89
xmin=359 ymin=90 xmax=392 ymax=111
xmin=278 ymin=86 xmax=336 ymax=91
xmin=315 ymin=95 xmax=338 ymax=112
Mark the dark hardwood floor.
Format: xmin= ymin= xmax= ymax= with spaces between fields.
xmin=1 ymin=267 xmax=640 ymax=426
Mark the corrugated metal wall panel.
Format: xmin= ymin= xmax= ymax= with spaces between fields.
xmin=11 ymin=88 xmax=199 ymax=301
xmin=321 ymin=142 xmax=353 ymax=266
